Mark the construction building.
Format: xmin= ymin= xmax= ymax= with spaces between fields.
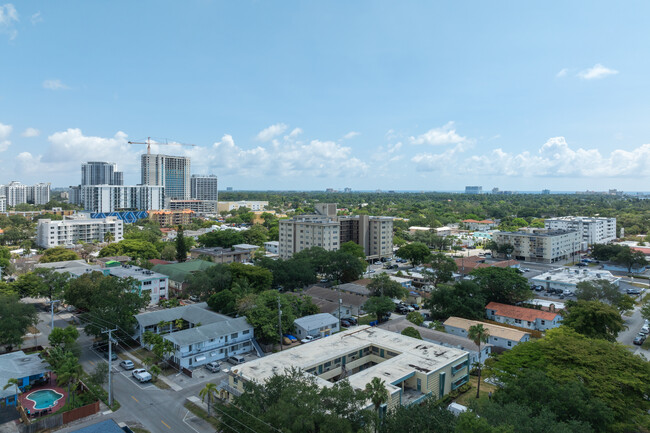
xmin=141 ymin=153 xmax=191 ymax=199
xmin=190 ymin=174 xmax=219 ymax=201
xmin=167 ymin=199 xmax=218 ymax=214
xmin=80 ymin=185 xmax=164 ymax=213
xmin=219 ymin=326 xmax=470 ymax=409
xmin=278 ymin=203 xmax=393 ymax=260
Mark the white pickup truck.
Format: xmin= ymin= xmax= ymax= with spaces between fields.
xmin=132 ymin=368 xmax=152 ymax=383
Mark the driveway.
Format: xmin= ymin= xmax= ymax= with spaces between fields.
xmin=617 ymin=304 xmax=649 ymax=361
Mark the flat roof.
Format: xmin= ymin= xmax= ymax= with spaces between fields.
xmin=495 ymin=229 xmax=578 ymax=237
xmin=294 ymin=313 xmax=338 ymax=330
xmin=108 ymin=265 xmax=168 ymax=282
xmin=232 ymin=326 xmax=467 ymax=395
xmin=443 ymin=317 xmax=530 ymax=342
xmin=531 ymin=267 xmax=620 ymax=285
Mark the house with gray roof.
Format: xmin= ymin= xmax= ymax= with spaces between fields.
xmin=134 ymin=303 xmax=254 ymax=370
xmin=0 ymin=351 xmax=51 ymax=407
xmin=294 ymin=313 xmax=339 ymax=339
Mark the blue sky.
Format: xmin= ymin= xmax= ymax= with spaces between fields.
xmin=1 ymin=1 xmax=650 ymax=191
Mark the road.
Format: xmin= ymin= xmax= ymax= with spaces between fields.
xmin=616 ymin=302 xmax=649 ymax=361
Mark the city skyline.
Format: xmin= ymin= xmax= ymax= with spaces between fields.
xmin=2 ymin=2 xmax=650 ymax=191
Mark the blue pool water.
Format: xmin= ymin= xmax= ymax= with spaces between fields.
xmin=26 ymin=389 xmax=64 ymax=410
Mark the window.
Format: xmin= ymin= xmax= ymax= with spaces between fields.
xmin=231 ymin=333 xmax=238 ymax=339
xmin=243 ymin=330 xmax=250 ymax=335
xmin=541 ymin=320 xmax=546 ymax=325
xmin=507 ymin=341 xmax=512 ymax=347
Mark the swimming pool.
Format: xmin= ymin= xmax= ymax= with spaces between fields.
xmin=25 ymin=389 xmax=64 ymax=410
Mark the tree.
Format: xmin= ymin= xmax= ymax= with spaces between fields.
xmin=324 ymin=250 xmax=366 ymax=283
xmin=367 ymin=273 xmax=407 ymax=299
xmin=365 ymin=377 xmax=389 ymax=433
xmin=256 ymin=256 xmax=318 ymax=291
xmin=33 ymin=268 xmax=71 ymax=301
xmin=11 ymin=272 xmax=46 ymax=298
xmin=492 ymin=327 xmax=650 ymax=429
xmin=48 ymin=325 xmax=79 ymax=354
xmin=99 ymin=239 xmax=160 ymax=260
xmin=425 ymin=281 xmax=486 ymax=321
xmin=56 ymin=351 xmax=83 ymax=405
xmin=484 ymin=240 xmax=498 ymax=255
xmin=575 ymin=279 xmax=634 ymax=312
xmin=642 ymin=299 xmax=650 ymax=322
xmin=89 ymin=361 xmax=109 ymax=387
xmin=562 ymin=300 xmax=626 ymax=341
xmin=468 ymin=324 xmax=490 ymax=398
xmin=401 ymin=326 xmax=422 ymax=340
xmin=424 ymin=253 xmax=457 ymax=287
xmin=39 ymin=246 xmax=81 ymax=263
xmin=470 ymin=267 xmax=531 ymax=304
xmin=406 ymin=311 xmax=424 ymax=326
xmin=614 ymin=247 xmax=648 ymax=272
xmin=229 ymin=262 xmax=273 ymax=291
xmin=0 ymin=294 xmax=38 ymax=349
xmin=160 ymin=243 xmax=176 ymax=261
xmin=339 ymin=241 xmax=366 ymax=259
xmin=198 ymin=229 xmax=245 ymax=248
xmin=104 ymin=231 xmax=114 ymax=243
xmin=0 ymin=246 xmax=11 ymax=275
xmin=242 ymin=224 xmax=269 ymax=246
xmin=382 ymin=399 xmax=457 ymax=433
xmin=175 ymin=225 xmax=188 ymax=262
xmin=363 ymin=296 xmax=395 ymax=322
xmin=396 ymin=242 xmax=431 ymax=266
xmin=199 ymin=382 xmax=218 ymax=416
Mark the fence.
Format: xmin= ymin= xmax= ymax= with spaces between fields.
xmin=62 ymin=401 xmax=100 ymax=424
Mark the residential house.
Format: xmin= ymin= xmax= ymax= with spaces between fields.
xmin=485 ymin=302 xmax=562 ymax=331
xmin=190 ymin=247 xmax=252 ymax=264
xmin=303 ymin=286 xmax=367 ymax=318
xmin=0 ymin=351 xmax=51 ymax=407
xmin=443 ymin=317 xmax=531 ymax=350
xmin=294 ymin=313 xmax=340 ymax=339
xmin=107 ymin=265 xmax=169 ymax=305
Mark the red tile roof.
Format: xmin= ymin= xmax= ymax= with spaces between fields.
xmin=631 ymin=247 xmax=650 ymax=255
xmin=485 ymin=302 xmax=559 ymax=322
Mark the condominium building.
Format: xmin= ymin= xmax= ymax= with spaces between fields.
xmin=1 ymin=181 xmax=51 ymax=207
xmin=80 ymin=185 xmax=164 ymax=213
xmin=278 ymin=203 xmax=393 ymax=260
xmin=108 ymin=264 xmax=169 ymax=305
xmin=148 ymin=209 xmax=194 ymax=227
xmin=544 ymin=216 xmax=616 ymax=245
xmin=465 ymin=186 xmax=482 ymax=194
xmin=141 ymin=154 xmax=191 ymax=199
xmin=81 ymin=161 xmax=123 ymax=186
xmin=167 ymin=199 xmax=218 ymax=214
xmin=190 ymin=175 xmax=218 ymax=201
xmin=219 ymin=326 xmax=470 ymax=408
xmin=36 ymin=216 xmax=124 ymax=248
xmin=492 ymin=229 xmax=580 ymax=263
xmin=217 ymin=201 xmax=268 ymax=213
xmin=0 ymin=196 xmax=6 ymax=212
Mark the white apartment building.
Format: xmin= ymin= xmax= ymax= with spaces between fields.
xmin=264 ymin=241 xmax=279 ymax=254
xmin=108 ymin=264 xmax=169 ymax=305
xmin=493 ymin=229 xmax=580 ymax=264
xmin=279 ymin=215 xmax=341 ymax=259
xmin=141 ymin=154 xmax=191 ymax=200
xmin=167 ymin=199 xmax=218 ymax=214
xmin=190 ymin=175 xmax=218 ymax=201
xmin=81 ymin=185 xmax=164 ymax=213
xmin=217 ymin=201 xmax=268 ymax=212
xmin=0 ymin=196 xmax=5 ymax=212
xmin=545 ymin=216 xmax=616 ymax=245
xmin=2 ymin=182 xmax=51 ymax=207
xmin=36 ymin=216 xmax=124 ymax=248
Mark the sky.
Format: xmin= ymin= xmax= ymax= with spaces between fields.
xmin=1 ymin=1 xmax=650 ymax=191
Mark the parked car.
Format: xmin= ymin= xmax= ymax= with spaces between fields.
xmin=92 ymin=341 xmax=109 ymax=352
xmin=227 ymin=355 xmax=246 ymax=365
xmin=626 ymin=288 xmax=642 ymax=295
xmin=119 ymin=360 xmax=134 ymax=370
xmin=346 ymin=317 xmax=358 ymax=325
xmin=132 ymin=368 xmax=146 ymax=377
xmin=411 ymin=304 xmax=420 ymax=311
xmin=522 ymin=268 xmax=531 ymax=272
xmin=576 ymin=262 xmax=587 ymax=267
xmin=633 ymin=334 xmax=646 ymax=345
xmin=640 ymin=325 xmax=649 ymax=335
xmin=301 ymin=335 xmax=316 ymax=344
xmin=103 ymin=351 xmax=117 ymax=361
xmin=133 ymin=370 xmax=152 ymax=383
xmin=189 ymin=295 xmax=200 ymax=302
xmin=205 ymin=361 xmax=221 ymax=372
xmin=340 ymin=318 xmax=352 ymax=327
xmin=284 ymin=334 xmax=298 ymax=342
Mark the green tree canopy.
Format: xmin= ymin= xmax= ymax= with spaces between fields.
xmin=363 ymin=296 xmax=395 ymax=322
xmin=562 ymin=300 xmax=626 ymax=341
xmin=175 ymin=226 xmax=188 ymax=262
xmin=367 ymin=273 xmax=408 ymax=299
xmin=396 ymin=242 xmax=431 ymax=266
xmin=470 ymin=267 xmax=531 ymax=304
xmin=242 ymin=224 xmax=269 ymax=246
xmin=0 ymin=293 xmax=38 ymax=348
xmin=229 ymin=262 xmax=273 ymax=291
xmin=425 ymin=280 xmax=487 ymax=321
xmin=198 ymin=229 xmax=245 ymax=248
xmin=99 ymin=239 xmax=160 ymax=260
xmin=39 ymin=246 xmax=81 ymax=263
xmin=575 ymin=279 xmax=634 ymax=312
xmin=401 ymin=326 xmax=422 ymax=340
xmin=424 ymin=253 xmax=458 ymax=287
xmin=256 ymin=256 xmax=318 ymax=291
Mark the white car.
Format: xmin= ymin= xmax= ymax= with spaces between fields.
xmin=132 ymin=368 xmax=146 ymax=377
xmin=301 ymin=335 xmax=316 ymax=344
xmin=133 ymin=369 xmax=152 ymax=383
xmin=120 ymin=360 xmax=134 ymax=370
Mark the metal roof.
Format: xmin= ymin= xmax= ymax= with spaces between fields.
xmin=164 ymin=317 xmax=252 ymax=346
xmin=294 ymin=313 xmax=339 ymax=331
xmin=134 ymin=303 xmax=219 ymax=328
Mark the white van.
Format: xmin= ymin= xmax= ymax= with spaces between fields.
xmin=447 ymin=403 xmax=468 ymax=416
xmin=227 ymin=355 xmax=246 ymax=365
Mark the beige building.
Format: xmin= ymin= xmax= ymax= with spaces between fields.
xmin=279 ymin=203 xmax=393 ymax=260
xmin=217 ymin=201 xmax=268 ymax=213
xmin=493 ymin=229 xmax=580 ymax=264
xmin=219 ymin=326 xmax=469 ymax=409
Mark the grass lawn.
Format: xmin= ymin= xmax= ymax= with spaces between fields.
xmin=358 ymin=315 xmax=375 ymax=326
xmin=642 ymin=339 xmax=650 ymax=350
xmin=454 ymin=375 xmax=498 ymax=406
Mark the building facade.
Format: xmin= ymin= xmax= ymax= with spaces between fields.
xmin=190 ymin=174 xmax=218 ymax=201
xmin=167 ymin=199 xmax=218 ymax=214
xmin=0 ymin=195 xmax=5 ymax=212
xmin=141 ymin=153 xmax=191 ymax=199
xmin=544 ymin=216 xmax=617 ymax=245
xmin=107 ymin=264 xmax=169 ymax=305
xmin=293 ymin=313 xmax=340 ymax=339
xmin=485 ymin=302 xmax=562 ymax=331
xmin=148 ymin=209 xmax=194 ymax=226
xmin=443 ymin=317 xmax=531 ymax=350
xmin=36 ymin=216 xmax=124 ymax=248
xmin=2 ymin=181 xmax=51 ymax=207
xmin=81 ymin=161 xmax=123 ymax=186
xmin=190 ymin=246 xmax=253 ymax=263
xmin=493 ymin=229 xmax=580 ymax=263
xmin=531 ymin=267 xmax=621 ymax=292
xmin=220 ymin=326 xmax=470 ymax=409
xmin=81 ymin=185 xmax=164 ymax=213
xmin=217 ymin=201 xmax=269 ymax=212
xmin=465 ymin=186 xmax=482 ymax=194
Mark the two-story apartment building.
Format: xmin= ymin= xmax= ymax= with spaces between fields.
xmin=134 ymin=303 xmax=254 ymax=370
xmin=485 ymin=302 xmax=562 ymax=331
xmin=220 ymin=326 xmax=469 ymax=410
xmin=294 ymin=313 xmax=340 ymax=339
xmin=443 ymin=317 xmax=531 ymax=350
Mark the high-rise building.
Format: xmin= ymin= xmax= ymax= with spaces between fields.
xmin=2 ymin=181 xmax=51 ymax=206
xmin=191 ymin=174 xmax=218 ymax=201
xmin=36 ymin=216 xmax=124 ymax=248
xmin=542 ymin=189 xmax=551 ymax=195
xmin=81 ymin=161 xmax=123 ymax=186
xmin=0 ymin=196 xmax=6 ymax=212
xmin=493 ymin=229 xmax=580 ymax=264
xmin=278 ymin=203 xmax=393 ymax=260
xmin=544 ymin=216 xmax=617 ymax=245
xmin=465 ymin=186 xmax=482 ymax=194
xmin=81 ymin=185 xmax=164 ymax=213
xmin=141 ymin=154 xmax=191 ymax=199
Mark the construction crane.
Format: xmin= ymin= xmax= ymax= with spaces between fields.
xmin=128 ymin=137 xmax=196 ymax=154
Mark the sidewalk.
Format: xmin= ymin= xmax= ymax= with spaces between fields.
xmin=119 ymin=351 xmax=183 ymax=391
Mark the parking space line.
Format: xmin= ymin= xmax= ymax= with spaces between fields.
xmin=131 ymin=395 xmax=139 ymax=403
xmin=183 ymin=410 xmax=201 ymax=433
xmin=161 ymin=420 xmax=171 ymax=429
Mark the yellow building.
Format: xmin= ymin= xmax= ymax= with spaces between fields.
xmin=148 ymin=209 xmax=194 ymax=227
xmin=219 ymin=326 xmax=469 ymax=409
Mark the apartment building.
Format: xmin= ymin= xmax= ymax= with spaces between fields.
xmin=36 ymin=216 xmax=124 ymax=248
xmin=190 ymin=174 xmax=218 ymax=201
xmin=108 ymin=264 xmax=169 ymax=305
xmin=544 ymin=216 xmax=616 ymax=245
xmin=190 ymin=246 xmax=253 ymax=263
xmin=81 ymin=161 xmax=123 ymax=186
xmin=148 ymin=209 xmax=194 ymax=227
xmin=80 ymin=185 xmax=164 ymax=213
xmin=0 ymin=196 xmax=5 ymax=212
xmin=492 ymin=229 xmax=580 ymax=263
xmin=531 ymin=267 xmax=621 ymax=292
xmin=141 ymin=153 xmax=191 ymax=199
xmin=134 ymin=303 xmax=254 ymax=369
xmin=485 ymin=302 xmax=562 ymax=331
xmin=443 ymin=317 xmax=531 ymax=350
xmin=167 ymin=199 xmax=218 ymax=214
xmin=462 ymin=219 xmax=497 ymax=231
xmin=219 ymin=326 xmax=469 ymax=409
xmin=217 ymin=201 xmax=269 ymax=212
xmin=2 ymin=181 xmax=51 ymax=207
xmin=278 ymin=203 xmax=393 ymax=260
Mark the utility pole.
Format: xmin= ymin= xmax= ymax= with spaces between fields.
xmin=277 ymin=297 xmax=283 ymax=351
xmin=102 ymin=327 xmax=117 ymax=407
xmin=49 ymin=300 xmax=60 ymax=329
xmin=337 ymin=284 xmax=342 ymax=328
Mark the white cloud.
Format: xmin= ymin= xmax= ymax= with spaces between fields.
xmin=21 ymin=127 xmax=39 ymax=137
xmin=0 ymin=3 xmax=18 ymax=40
xmin=42 ymin=79 xmax=68 ymax=90
xmin=578 ymin=64 xmax=618 ymax=80
xmin=30 ymin=11 xmax=42 ymax=25
xmin=256 ymin=123 xmax=288 ymax=142
xmin=556 ymin=68 xmax=568 ymax=77
xmin=0 ymin=122 xmax=12 ymax=152
xmin=287 ymin=128 xmax=302 ymax=138
xmin=412 ymin=136 xmax=650 ymax=178
xmin=409 ymin=122 xmax=468 ymax=146
xmin=342 ymin=131 xmax=360 ymax=140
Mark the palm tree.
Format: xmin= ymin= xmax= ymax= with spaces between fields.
xmin=104 ymin=231 xmax=114 ymax=244
xmin=149 ymin=365 xmax=162 ymax=381
xmin=365 ymin=377 xmax=388 ymax=433
xmin=468 ymin=324 xmax=490 ymax=399
xmin=56 ymin=354 xmax=83 ymax=405
xmin=199 ymin=382 xmax=218 ymax=416
xmin=3 ymin=378 xmax=21 ymax=405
